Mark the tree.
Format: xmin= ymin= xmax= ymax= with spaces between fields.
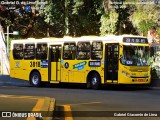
xmin=37 ymin=0 xmax=65 ymax=37
xmin=0 ymin=0 xmax=48 ymax=38
xmin=129 ymin=1 xmax=160 ymax=36
xmin=71 ymin=0 xmax=102 ymax=36
xmin=100 ymin=9 xmax=118 ymax=35
xmin=100 ymin=0 xmax=137 ymax=35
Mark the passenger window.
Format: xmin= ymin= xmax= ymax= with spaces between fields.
xmin=91 ymin=41 xmax=103 ymax=60
xmin=13 ymin=44 xmax=23 ymax=60
xmin=24 ymin=44 xmax=35 ymax=60
xmin=63 ymin=42 xmax=76 ymax=60
xmin=36 ymin=43 xmax=47 ymax=60
xmin=77 ymin=42 xmax=90 ymax=60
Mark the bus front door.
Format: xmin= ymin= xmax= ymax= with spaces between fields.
xmin=49 ymin=45 xmax=61 ymax=82
xmin=105 ymin=43 xmax=119 ymax=84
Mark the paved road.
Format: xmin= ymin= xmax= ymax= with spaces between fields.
xmin=1 ymin=77 xmax=160 ymax=120
xmin=0 ymin=76 xmax=55 ymax=120
xmin=1 ymin=76 xmax=160 ymax=120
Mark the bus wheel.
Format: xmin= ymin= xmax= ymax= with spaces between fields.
xmin=87 ymin=80 xmax=91 ymax=89
xmin=30 ymin=72 xmax=41 ymax=87
xmin=91 ymin=73 xmax=101 ymax=90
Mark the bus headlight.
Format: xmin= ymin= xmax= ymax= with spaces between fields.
xmin=126 ymin=73 xmax=130 ymax=78
xmin=122 ymin=71 xmax=125 ymax=75
xmin=122 ymin=71 xmax=130 ymax=78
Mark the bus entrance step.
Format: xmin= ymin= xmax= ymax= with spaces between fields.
xmin=50 ymin=81 xmax=60 ymax=84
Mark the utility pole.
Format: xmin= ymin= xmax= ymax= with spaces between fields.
xmin=4 ymin=26 xmax=19 ymax=56
xmin=6 ymin=26 xmax=9 ymax=56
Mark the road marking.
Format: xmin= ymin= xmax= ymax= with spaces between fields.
xmin=0 ymin=94 xmax=54 ymax=120
xmin=63 ymin=105 xmax=73 ymax=120
xmin=32 ymin=98 xmax=44 ymax=111
xmin=0 ymin=94 xmax=38 ymax=99
xmin=63 ymin=101 xmax=102 ymax=106
xmin=27 ymin=98 xmax=44 ymax=120
xmin=61 ymin=101 xmax=101 ymax=120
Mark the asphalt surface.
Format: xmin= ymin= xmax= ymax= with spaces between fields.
xmin=0 ymin=75 xmax=31 ymax=86
xmin=1 ymin=75 xmax=160 ymax=120
xmin=0 ymin=75 xmax=55 ymax=120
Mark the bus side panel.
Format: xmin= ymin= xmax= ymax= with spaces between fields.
xmin=27 ymin=60 xmax=48 ymax=82
xmin=39 ymin=68 xmax=48 ymax=82
xmin=10 ymin=50 xmax=15 ymax=78
xmin=61 ymin=60 xmax=87 ymax=83
xmin=10 ymin=60 xmax=28 ymax=80
xmin=61 ymin=70 xmax=68 ymax=82
xmin=10 ymin=58 xmax=48 ymax=81
xmin=61 ymin=60 xmax=104 ymax=84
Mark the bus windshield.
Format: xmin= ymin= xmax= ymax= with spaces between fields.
xmin=121 ymin=45 xmax=150 ymax=66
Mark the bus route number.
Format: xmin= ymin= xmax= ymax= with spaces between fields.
xmin=30 ymin=61 xmax=40 ymax=67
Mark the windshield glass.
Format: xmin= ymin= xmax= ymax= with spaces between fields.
xmin=121 ymin=45 xmax=150 ymax=66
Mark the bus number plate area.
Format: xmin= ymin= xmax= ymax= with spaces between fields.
xmin=137 ymin=79 xmax=144 ymax=82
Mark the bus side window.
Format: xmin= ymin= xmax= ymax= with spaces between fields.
xmin=36 ymin=43 xmax=47 ymax=60
xmin=91 ymin=41 xmax=103 ymax=60
xmin=63 ymin=42 xmax=76 ymax=60
xmin=77 ymin=42 xmax=90 ymax=60
xmin=13 ymin=44 xmax=23 ymax=60
xmin=24 ymin=44 xmax=35 ymax=60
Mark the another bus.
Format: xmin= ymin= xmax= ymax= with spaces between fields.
xmin=10 ymin=35 xmax=151 ymax=89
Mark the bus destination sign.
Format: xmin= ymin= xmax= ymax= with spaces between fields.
xmin=123 ymin=37 xmax=148 ymax=44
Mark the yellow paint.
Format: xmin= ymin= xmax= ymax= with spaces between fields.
xmin=26 ymin=98 xmax=44 ymax=120
xmin=0 ymin=94 xmax=38 ymax=99
xmin=10 ymin=36 xmax=151 ymax=86
xmin=63 ymin=105 xmax=73 ymax=120
xmin=0 ymin=95 xmax=46 ymax=120
xmin=32 ymin=98 xmax=44 ymax=111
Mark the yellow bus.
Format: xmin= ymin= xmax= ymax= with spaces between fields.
xmin=10 ymin=35 xmax=151 ymax=89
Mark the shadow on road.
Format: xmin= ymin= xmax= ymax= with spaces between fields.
xmin=0 ymin=75 xmax=159 ymax=91
xmin=44 ymin=83 xmax=153 ymax=91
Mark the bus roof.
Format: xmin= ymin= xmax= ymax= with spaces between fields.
xmin=11 ymin=35 xmax=148 ymax=45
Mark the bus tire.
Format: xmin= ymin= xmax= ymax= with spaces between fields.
xmin=30 ymin=71 xmax=41 ymax=87
xmin=91 ymin=73 xmax=101 ymax=90
xmin=87 ymin=80 xmax=91 ymax=89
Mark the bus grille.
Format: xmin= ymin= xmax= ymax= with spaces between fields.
xmin=130 ymin=67 xmax=149 ymax=72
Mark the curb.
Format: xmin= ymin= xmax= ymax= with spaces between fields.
xmin=42 ymin=98 xmax=56 ymax=120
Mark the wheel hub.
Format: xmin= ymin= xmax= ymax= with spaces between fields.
xmin=32 ymin=75 xmax=39 ymax=85
xmin=92 ymin=77 xmax=97 ymax=85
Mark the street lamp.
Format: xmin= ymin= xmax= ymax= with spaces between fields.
xmin=4 ymin=26 xmax=19 ymax=56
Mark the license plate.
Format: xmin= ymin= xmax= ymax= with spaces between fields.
xmin=137 ymin=79 xmax=144 ymax=82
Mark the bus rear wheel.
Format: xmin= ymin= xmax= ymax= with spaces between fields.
xmin=30 ymin=71 xmax=41 ymax=87
xmin=90 ymin=73 xmax=101 ymax=90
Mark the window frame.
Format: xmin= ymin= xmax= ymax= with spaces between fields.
xmin=91 ymin=41 xmax=103 ymax=60
xmin=36 ymin=43 xmax=48 ymax=60
xmin=77 ymin=41 xmax=91 ymax=60
xmin=24 ymin=43 xmax=35 ymax=60
xmin=63 ymin=42 xmax=76 ymax=60
xmin=13 ymin=43 xmax=24 ymax=60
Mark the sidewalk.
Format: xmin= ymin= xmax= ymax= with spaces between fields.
xmin=0 ymin=75 xmax=31 ymax=86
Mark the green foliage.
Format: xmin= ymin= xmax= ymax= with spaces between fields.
xmin=41 ymin=0 xmax=65 ymax=36
xmin=72 ymin=0 xmax=84 ymax=15
xmin=67 ymin=0 xmax=103 ymax=36
xmin=100 ymin=9 xmax=118 ymax=35
xmin=130 ymin=4 xmax=159 ymax=36
xmin=1 ymin=0 xmax=159 ymax=38
xmin=157 ymin=27 xmax=160 ymax=35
